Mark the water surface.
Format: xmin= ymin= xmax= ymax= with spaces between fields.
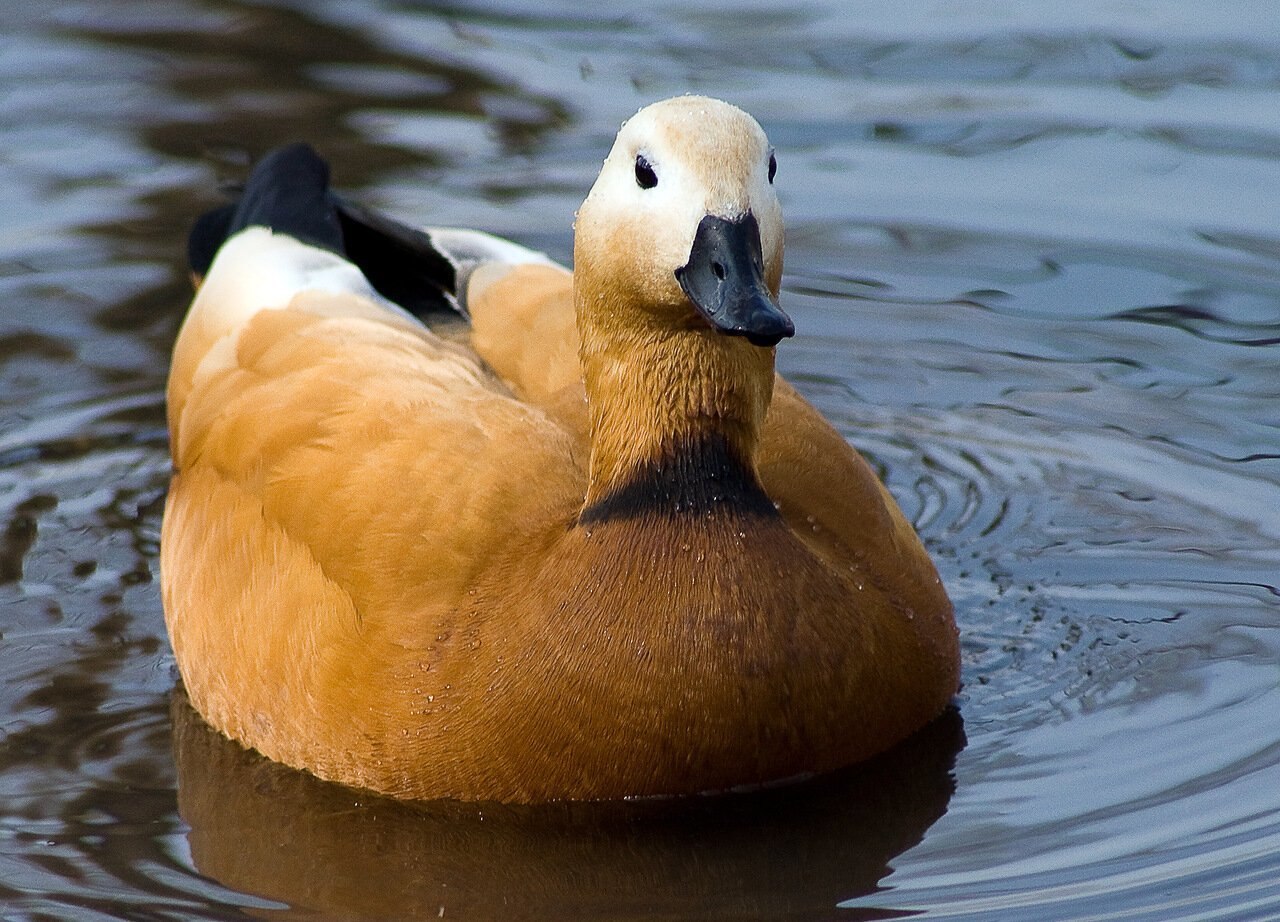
xmin=1 ymin=2 xmax=1278 ymax=919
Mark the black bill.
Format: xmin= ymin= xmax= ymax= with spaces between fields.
xmin=674 ymin=212 xmax=794 ymax=347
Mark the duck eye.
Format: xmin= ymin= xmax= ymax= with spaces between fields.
xmin=768 ymin=152 xmax=777 ymax=184
xmin=635 ymin=154 xmax=658 ymax=190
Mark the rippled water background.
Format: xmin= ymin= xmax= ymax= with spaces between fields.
xmin=2 ymin=1 xmax=1278 ymax=919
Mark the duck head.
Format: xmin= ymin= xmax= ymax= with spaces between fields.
xmin=572 ymin=97 xmax=793 ymax=507
xmin=573 ymin=96 xmax=792 ymax=347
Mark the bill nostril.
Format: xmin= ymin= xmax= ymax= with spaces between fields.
xmin=712 ymin=261 xmax=726 ymax=280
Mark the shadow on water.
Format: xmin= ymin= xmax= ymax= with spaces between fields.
xmin=170 ymin=688 xmax=965 ymax=922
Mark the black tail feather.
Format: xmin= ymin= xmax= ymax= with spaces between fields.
xmin=187 ymin=201 xmax=236 ymax=280
xmin=187 ymin=143 xmax=462 ymax=319
xmin=334 ymin=196 xmax=460 ymax=318
xmin=229 ymin=142 xmax=346 ymax=252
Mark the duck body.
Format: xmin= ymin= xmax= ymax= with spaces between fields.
xmin=162 ymin=97 xmax=959 ymax=803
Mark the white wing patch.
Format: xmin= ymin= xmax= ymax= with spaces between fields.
xmin=424 ymin=227 xmax=560 ymax=270
xmin=194 ymin=227 xmax=415 ymax=338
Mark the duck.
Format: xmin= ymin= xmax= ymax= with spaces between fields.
xmin=161 ymin=95 xmax=960 ymax=804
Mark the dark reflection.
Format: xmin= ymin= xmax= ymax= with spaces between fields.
xmin=1116 ymin=303 xmax=1280 ymax=347
xmin=172 ymin=688 xmax=964 ymax=921
xmin=0 ymin=495 xmax=55 ymax=584
xmin=0 ymin=460 xmax=261 ymax=919
xmin=1 ymin=616 xmax=200 ymax=915
xmin=0 ymin=332 xmax=76 ymax=363
xmin=56 ymin=0 xmax=573 ymax=367
xmin=66 ymin=0 xmax=570 ymax=217
xmin=67 ymin=0 xmax=571 ymax=189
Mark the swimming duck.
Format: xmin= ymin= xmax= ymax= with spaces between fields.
xmin=161 ymin=96 xmax=959 ymax=803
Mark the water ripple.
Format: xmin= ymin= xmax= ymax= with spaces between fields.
xmin=3 ymin=1 xmax=1279 ymax=919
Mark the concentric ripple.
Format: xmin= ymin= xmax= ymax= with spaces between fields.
xmin=782 ymin=271 xmax=1280 ymax=919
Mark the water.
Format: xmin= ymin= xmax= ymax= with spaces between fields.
xmin=1 ymin=1 xmax=1277 ymax=919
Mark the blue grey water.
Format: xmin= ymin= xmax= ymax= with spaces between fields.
xmin=0 ymin=1 xmax=1277 ymax=919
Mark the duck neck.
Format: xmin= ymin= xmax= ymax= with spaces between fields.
xmin=576 ymin=293 xmax=777 ymax=522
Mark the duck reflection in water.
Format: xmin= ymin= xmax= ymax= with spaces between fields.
xmin=171 ymin=687 xmax=963 ymax=921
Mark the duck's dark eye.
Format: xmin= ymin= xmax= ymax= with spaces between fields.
xmin=768 ymin=152 xmax=777 ymax=184
xmin=635 ymin=154 xmax=658 ymax=189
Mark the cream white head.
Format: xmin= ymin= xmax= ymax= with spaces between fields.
xmin=574 ymin=96 xmax=791 ymax=346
